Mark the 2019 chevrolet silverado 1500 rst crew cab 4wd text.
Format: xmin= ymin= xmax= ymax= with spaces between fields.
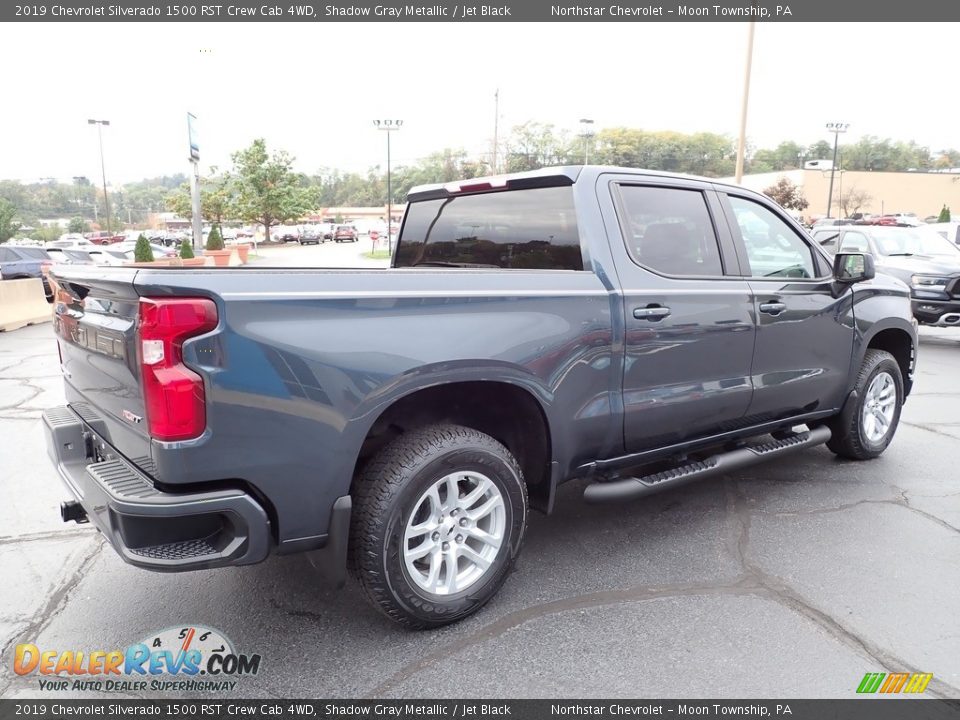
xmin=43 ymin=166 xmax=917 ymax=628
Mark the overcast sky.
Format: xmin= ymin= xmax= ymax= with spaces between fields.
xmin=1 ymin=22 xmax=956 ymax=186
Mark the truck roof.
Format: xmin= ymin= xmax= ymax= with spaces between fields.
xmin=406 ymin=165 xmax=764 ymax=202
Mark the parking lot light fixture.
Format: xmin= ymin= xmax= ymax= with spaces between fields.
xmin=373 ymin=120 xmax=402 ymax=253
xmin=825 ymin=122 xmax=850 ymax=217
xmin=88 ymin=119 xmax=112 ymax=233
xmin=579 ymin=118 xmax=595 ymax=164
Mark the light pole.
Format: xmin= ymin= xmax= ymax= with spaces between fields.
xmin=734 ymin=21 xmax=756 ymax=184
xmin=579 ymin=118 xmax=595 ymax=165
xmin=825 ymin=122 xmax=850 ymax=217
xmin=88 ymin=119 xmax=112 ymax=233
xmin=373 ymin=119 xmax=402 ymax=253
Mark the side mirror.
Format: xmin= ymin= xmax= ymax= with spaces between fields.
xmin=833 ymin=252 xmax=875 ymax=283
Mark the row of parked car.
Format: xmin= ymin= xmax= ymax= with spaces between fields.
xmin=807 ymin=221 xmax=960 ymax=327
xmin=0 ymin=241 xmax=178 ymax=301
xmin=273 ymin=223 xmax=360 ymax=244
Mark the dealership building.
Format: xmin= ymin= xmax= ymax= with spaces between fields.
xmin=725 ymin=168 xmax=960 ymax=220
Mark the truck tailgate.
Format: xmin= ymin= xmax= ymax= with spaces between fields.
xmin=50 ymin=267 xmax=152 ymax=465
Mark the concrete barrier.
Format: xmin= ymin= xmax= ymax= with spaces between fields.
xmin=0 ymin=278 xmax=52 ymax=332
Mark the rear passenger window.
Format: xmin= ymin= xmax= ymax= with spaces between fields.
xmin=0 ymin=248 xmax=19 ymax=262
xmin=394 ymin=187 xmax=583 ymax=270
xmin=616 ymin=186 xmax=724 ymax=276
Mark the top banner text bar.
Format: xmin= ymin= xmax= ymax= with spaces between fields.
xmin=6 ymin=0 xmax=960 ymax=22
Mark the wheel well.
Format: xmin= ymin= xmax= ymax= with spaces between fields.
xmin=353 ymin=381 xmax=552 ymax=507
xmin=867 ymin=328 xmax=914 ymax=396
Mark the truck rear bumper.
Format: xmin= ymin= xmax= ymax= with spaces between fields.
xmin=42 ymin=405 xmax=272 ymax=572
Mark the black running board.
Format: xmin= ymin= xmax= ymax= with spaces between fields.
xmin=583 ymin=426 xmax=832 ymax=504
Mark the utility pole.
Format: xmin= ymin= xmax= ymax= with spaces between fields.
xmin=734 ymin=22 xmax=755 ymax=184
xmin=492 ymin=89 xmax=500 ymax=174
xmin=87 ymin=119 xmax=111 ymax=232
xmin=825 ymin=122 xmax=850 ymax=218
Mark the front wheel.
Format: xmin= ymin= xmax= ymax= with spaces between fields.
xmin=825 ymin=349 xmax=903 ymax=460
xmin=350 ymin=424 xmax=528 ymax=629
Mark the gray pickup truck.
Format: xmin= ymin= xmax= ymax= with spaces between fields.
xmin=44 ymin=166 xmax=917 ymax=628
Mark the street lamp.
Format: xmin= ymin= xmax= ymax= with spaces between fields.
xmin=825 ymin=122 xmax=850 ymax=218
xmin=579 ymin=118 xmax=595 ymax=165
xmin=88 ymin=119 xmax=112 ymax=233
xmin=373 ymin=119 xmax=402 ymax=253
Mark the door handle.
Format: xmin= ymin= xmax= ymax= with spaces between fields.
xmin=759 ymin=302 xmax=787 ymax=316
xmin=633 ymin=306 xmax=671 ymax=321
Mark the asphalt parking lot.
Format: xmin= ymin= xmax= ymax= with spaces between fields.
xmin=1 ymin=259 xmax=958 ymax=698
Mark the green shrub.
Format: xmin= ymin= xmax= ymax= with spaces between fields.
xmin=179 ymin=241 xmax=195 ymax=259
xmin=938 ymin=205 xmax=951 ymax=223
xmin=133 ymin=234 xmax=154 ymax=262
xmin=205 ymin=225 xmax=224 ymax=251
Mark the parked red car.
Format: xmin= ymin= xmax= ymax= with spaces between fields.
xmin=84 ymin=231 xmax=125 ymax=245
xmin=333 ymin=224 xmax=358 ymax=243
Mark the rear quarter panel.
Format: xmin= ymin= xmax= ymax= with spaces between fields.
xmin=134 ymin=267 xmax=617 ymax=546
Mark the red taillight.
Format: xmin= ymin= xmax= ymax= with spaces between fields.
xmin=137 ymin=297 xmax=218 ymax=441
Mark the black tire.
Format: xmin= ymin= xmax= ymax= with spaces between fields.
xmin=350 ymin=424 xmax=528 ymax=629
xmin=825 ymin=349 xmax=903 ymax=460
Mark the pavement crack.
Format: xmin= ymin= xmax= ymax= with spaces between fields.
xmin=745 ymin=568 xmax=960 ymax=699
xmin=900 ymin=493 xmax=960 ymax=535
xmin=369 ymin=477 xmax=960 ymax=697
xmin=902 ymin=421 xmax=959 ymax=440
xmin=0 ymin=535 xmax=103 ymax=697
xmin=723 ymin=478 xmax=750 ymax=571
xmin=752 ymin=497 xmax=960 ymax=535
xmin=366 ymin=576 xmax=761 ymax=697
xmin=731 ymin=482 xmax=960 ymax=699
xmin=0 ymin=527 xmax=95 ymax=547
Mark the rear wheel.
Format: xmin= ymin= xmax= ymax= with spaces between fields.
xmin=826 ymin=349 xmax=903 ymax=460
xmin=350 ymin=424 xmax=527 ymax=629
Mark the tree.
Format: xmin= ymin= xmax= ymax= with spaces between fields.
xmin=938 ymin=205 xmax=951 ymax=222
xmin=166 ymin=170 xmax=235 ymax=226
xmin=0 ymin=198 xmax=21 ymax=243
xmin=762 ymin=178 xmax=809 ymax=211
xmin=179 ymin=241 xmax=195 ymax=259
xmin=839 ymin=187 xmax=873 ymax=218
xmin=67 ymin=217 xmax=88 ymax=234
xmin=503 ymin=122 xmax=574 ymax=172
xmin=230 ymin=139 xmax=316 ymax=243
xmin=934 ymin=150 xmax=960 ymax=170
xmin=806 ymin=140 xmax=833 ymax=161
xmin=134 ymin=234 xmax=154 ymax=262
xmin=205 ymin=225 xmax=224 ymax=251
xmin=29 ymin=226 xmax=61 ymax=243
xmin=592 ymin=128 xmax=734 ymax=176
xmin=389 ymin=149 xmax=491 ymax=202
